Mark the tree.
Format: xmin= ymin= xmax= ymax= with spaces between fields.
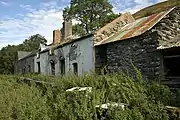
xmin=72 ymin=24 xmax=86 ymax=37
xmin=0 ymin=45 xmax=18 ymax=74
xmin=0 ymin=34 xmax=47 ymax=74
xmin=65 ymin=0 xmax=119 ymax=36
xmin=21 ymin=34 xmax=47 ymax=51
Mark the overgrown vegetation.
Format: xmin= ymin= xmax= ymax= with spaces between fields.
xmin=0 ymin=72 xmax=179 ymax=120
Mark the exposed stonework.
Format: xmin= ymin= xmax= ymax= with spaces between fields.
xmin=156 ymin=7 xmax=180 ymax=49
xmin=105 ymin=31 xmax=163 ymax=80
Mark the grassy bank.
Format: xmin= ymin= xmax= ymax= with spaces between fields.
xmin=0 ymin=73 xmax=178 ymax=120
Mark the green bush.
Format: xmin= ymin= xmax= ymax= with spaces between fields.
xmin=0 ymin=75 xmax=50 ymax=120
xmin=0 ymin=73 xmax=174 ymax=120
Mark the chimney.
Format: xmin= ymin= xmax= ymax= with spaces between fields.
xmin=53 ymin=30 xmax=61 ymax=44
xmin=61 ymin=10 xmax=72 ymax=40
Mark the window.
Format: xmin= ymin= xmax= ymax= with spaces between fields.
xmin=73 ymin=63 xmax=78 ymax=75
xmin=164 ymin=56 xmax=180 ymax=77
xmin=28 ymin=65 xmax=31 ymax=73
xmin=162 ymin=47 xmax=180 ymax=78
xmin=37 ymin=62 xmax=41 ymax=73
xmin=22 ymin=67 xmax=26 ymax=74
xmin=60 ymin=59 xmax=65 ymax=75
xmin=32 ymin=59 xmax=34 ymax=73
xmin=50 ymin=60 xmax=55 ymax=75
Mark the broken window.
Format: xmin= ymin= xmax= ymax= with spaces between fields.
xmin=162 ymin=47 xmax=180 ymax=78
xmin=22 ymin=67 xmax=26 ymax=74
xmin=50 ymin=60 xmax=55 ymax=75
xmin=164 ymin=56 xmax=180 ymax=77
xmin=73 ymin=63 xmax=78 ymax=75
xmin=60 ymin=59 xmax=65 ymax=75
xmin=28 ymin=65 xmax=31 ymax=73
xmin=37 ymin=62 xmax=41 ymax=73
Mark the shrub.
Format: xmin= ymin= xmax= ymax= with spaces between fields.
xmin=0 ymin=76 xmax=50 ymax=120
xmin=0 ymin=73 xmax=173 ymax=120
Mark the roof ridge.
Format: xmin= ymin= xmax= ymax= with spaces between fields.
xmin=94 ymin=7 xmax=175 ymax=46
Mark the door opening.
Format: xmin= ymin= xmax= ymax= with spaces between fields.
xmin=73 ymin=63 xmax=78 ymax=75
xmin=50 ymin=60 xmax=55 ymax=75
xmin=37 ymin=62 xmax=41 ymax=73
xmin=60 ymin=59 xmax=65 ymax=75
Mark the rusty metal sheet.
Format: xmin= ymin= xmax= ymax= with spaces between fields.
xmin=94 ymin=7 xmax=175 ymax=46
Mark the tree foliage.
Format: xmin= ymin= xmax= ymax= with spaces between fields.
xmin=20 ymin=34 xmax=47 ymax=51
xmin=0 ymin=34 xmax=47 ymax=74
xmin=65 ymin=0 xmax=119 ymax=36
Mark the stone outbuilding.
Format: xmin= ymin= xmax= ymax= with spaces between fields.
xmin=94 ymin=7 xmax=180 ymax=84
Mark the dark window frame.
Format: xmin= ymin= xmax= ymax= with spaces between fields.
xmin=37 ymin=62 xmax=41 ymax=73
xmin=28 ymin=65 xmax=31 ymax=73
xmin=50 ymin=60 xmax=55 ymax=75
xmin=60 ymin=59 xmax=65 ymax=75
xmin=72 ymin=63 xmax=78 ymax=75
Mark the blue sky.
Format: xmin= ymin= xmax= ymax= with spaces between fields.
xmin=0 ymin=0 xmax=166 ymax=49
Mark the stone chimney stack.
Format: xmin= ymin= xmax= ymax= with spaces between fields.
xmin=61 ymin=10 xmax=72 ymax=40
xmin=53 ymin=30 xmax=61 ymax=44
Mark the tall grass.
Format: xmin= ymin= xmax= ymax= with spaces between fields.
xmin=0 ymin=72 xmax=174 ymax=120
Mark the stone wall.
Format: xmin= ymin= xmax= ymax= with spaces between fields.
xmin=105 ymin=31 xmax=163 ymax=80
xmin=155 ymin=7 xmax=180 ymax=49
xmin=16 ymin=55 xmax=35 ymax=74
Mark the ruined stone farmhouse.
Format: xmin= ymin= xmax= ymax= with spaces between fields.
xmin=15 ymin=6 xmax=180 ymax=83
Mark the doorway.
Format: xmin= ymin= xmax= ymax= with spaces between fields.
xmin=60 ymin=59 xmax=65 ymax=75
xmin=72 ymin=63 xmax=78 ymax=75
xmin=50 ymin=60 xmax=55 ymax=75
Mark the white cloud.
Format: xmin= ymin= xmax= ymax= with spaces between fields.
xmin=125 ymin=0 xmax=153 ymax=13
xmin=0 ymin=1 xmax=11 ymax=6
xmin=1 ymin=1 xmax=8 ymax=5
xmin=0 ymin=1 xmax=65 ymax=49
xmin=20 ymin=4 xmax=35 ymax=12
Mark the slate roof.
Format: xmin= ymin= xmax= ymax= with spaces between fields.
xmin=94 ymin=7 xmax=175 ymax=46
xmin=18 ymin=51 xmax=37 ymax=61
xmin=17 ymin=51 xmax=31 ymax=60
